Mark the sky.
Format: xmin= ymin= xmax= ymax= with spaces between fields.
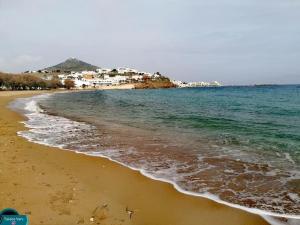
xmin=0 ymin=0 xmax=300 ymax=85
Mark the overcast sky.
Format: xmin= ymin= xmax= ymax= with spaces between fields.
xmin=0 ymin=0 xmax=300 ymax=85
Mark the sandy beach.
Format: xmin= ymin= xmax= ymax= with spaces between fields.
xmin=0 ymin=91 xmax=269 ymax=225
xmin=80 ymin=84 xmax=135 ymax=90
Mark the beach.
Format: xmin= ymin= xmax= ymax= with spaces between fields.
xmin=83 ymin=84 xmax=135 ymax=90
xmin=0 ymin=91 xmax=269 ymax=225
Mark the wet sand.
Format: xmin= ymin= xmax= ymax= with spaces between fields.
xmin=0 ymin=91 xmax=269 ymax=225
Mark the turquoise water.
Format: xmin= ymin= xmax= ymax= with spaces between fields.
xmin=42 ymin=86 xmax=300 ymax=165
xmin=15 ymin=86 xmax=300 ymax=217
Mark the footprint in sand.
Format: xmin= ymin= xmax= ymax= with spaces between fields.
xmin=76 ymin=216 xmax=84 ymax=224
xmin=90 ymin=204 xmax=110 ymax=224
xmin=49 ymin=189 xmax=75 ymax=216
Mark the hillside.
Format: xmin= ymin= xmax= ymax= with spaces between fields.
xmin=45 ymin=58 xmax=99 ymax=72
xmin=135 ymin=79 xmax=176 ymax=89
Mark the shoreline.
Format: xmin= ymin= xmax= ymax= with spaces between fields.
xmin=0 ymin=90 xmax=270 ymax=225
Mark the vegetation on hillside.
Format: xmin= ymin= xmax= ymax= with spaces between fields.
xmin=45 ymin=58 xmax=99 ymax=72
xmin=64 ymin=79 xmax=75 ymax=89
xmin=135 ymin=77 xmax=176 ymax=89
xmin=0 ymin=73 xmax=63 ymax=90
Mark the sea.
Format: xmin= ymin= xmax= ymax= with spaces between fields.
xmin=10 ymin=85 xmax=300 ymax=225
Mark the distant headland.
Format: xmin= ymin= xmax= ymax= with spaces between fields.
xmin=1 ymin=58 xmax=222 ymax=90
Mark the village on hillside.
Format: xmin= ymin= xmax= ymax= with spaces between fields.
xmin=0 ymin=58 xmax=223 ymax=90
xmin=25 ymin=67 xmax=173 ymax=89
xmin=25 ymin=68 xmax=222 ymax=89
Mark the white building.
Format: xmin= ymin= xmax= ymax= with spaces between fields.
xmin=58 ymin=74 xmax=66 ymax=79
xmin=172 ymin=80 xmax=221 ymax=88
xmin=112 ymin=75 xmax=128 ymax=84
xmin=90 ymin=79 xmax=114 ymax=86
xmin=55 ymin=65 xmax=168 ymax=88
xmin=152 ymin=73 xmax=161 ymax=78
xmin=96 ymin=68 xmax=111 ymax=74
xmin=172 ymin=80 xmax=188 ymax=88
xmin=210 ymin=81 xmax=222 ymax=86
xmin=117 ymin=67 xmax=138 ymax=74
xmin=103 ymin=74 xmax=110 ymax=79
xmin=74 ymin=79 xmax=89 ymax=87
xmin=82 ymin=71 xmax=97 ymax=75
xmin=188 ymin=82 xmax=210 ymax=87
xmin=131 ymin=75 xmax=143 ymax=81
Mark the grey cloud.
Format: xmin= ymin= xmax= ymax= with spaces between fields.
xmin=0 ymin=0 xmax=299 ymax=85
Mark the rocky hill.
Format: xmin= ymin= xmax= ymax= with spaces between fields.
xmin=45 ymin=58 xmax=99 ymax=72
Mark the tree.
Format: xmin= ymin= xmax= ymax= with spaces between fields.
xmin=64 ymin=79 xmax=75 ymax=89
xmin=0 ymin=74 xmax=4 ymax=88
xmin=48 ymin=77 xmax=62 ymax=89
xmin=0 ymin=73 xmax=72 ymax=90
xmin=111 ymin=69 xmax=118 ymax=73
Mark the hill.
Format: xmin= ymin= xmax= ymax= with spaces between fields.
xmin=135 ymin=79 xmax=176 ymax=89
xmin=44 ymin=58 xmax=99 ymax=72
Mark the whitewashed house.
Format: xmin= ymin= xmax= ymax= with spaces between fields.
xmin=131 ymin=75 xmax=143 ymax=81
xmin=113 ymin=75 xmax=128 ymax=84
xmin=74 ymin=79 xmax=89 ymax=88
xmin=117 ymin=67 xmax=138 ymax=74
xmin=82 ymin=71 xmax=97 ymax=76
xmin=96 ymin=68 xmax=111 ymax=74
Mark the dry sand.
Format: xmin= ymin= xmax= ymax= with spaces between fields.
xmin=0 ymin=91 xmax=269 ymax=225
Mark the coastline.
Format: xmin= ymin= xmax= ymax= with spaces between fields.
xmin=0 ymin=91 xmax=269 ymax=225
xmin=79 ymin=84 xmax=135 ymax=90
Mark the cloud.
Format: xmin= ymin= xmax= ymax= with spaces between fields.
xmin=0 ymin=55 xmax=42 ymax=72
xmin=0 ymin=0 xmax=300 ymax=84
xmin=0 ymin=57 xmax=5 ymax=71
xmin=12 ymin=55 xmax=42 ymax=67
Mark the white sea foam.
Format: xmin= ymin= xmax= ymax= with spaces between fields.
xmin=9 ymin=93 xmax=300 ymax=225
xmin=284 ymin=153 xmax=296 ymax=165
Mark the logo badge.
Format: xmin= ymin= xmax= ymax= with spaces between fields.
xmin=0 ymin=209 xmax=28 ymax=225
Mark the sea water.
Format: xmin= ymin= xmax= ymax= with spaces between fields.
xmin=11 ymin=86 xmax=300 ymax=224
